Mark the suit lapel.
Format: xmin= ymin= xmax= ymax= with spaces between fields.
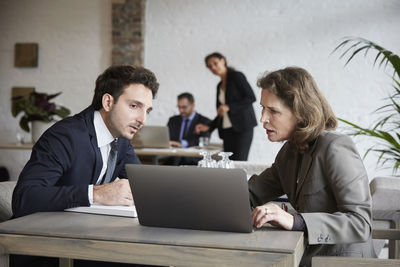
xmin=295 ymin=152 xmax=313 ymax=199
xmin=187 ymin=113 xmax=199 ymax=136
xmin=90 ymin=137 xmax=103 ymax=184
xmin=294 ymin=138 xmax=320 ymax=200
xmin=225 ymin=72 xmax=231 ymax=103
xmin=216 ymin=82 xmax=222 ymax=107
xmin=84 ymin=107 xmax=103 ymax=184
xmin=171 ymin=117 xmax=182 ymax=140
xmin=282 ymin=145 xmax=299 ymax=201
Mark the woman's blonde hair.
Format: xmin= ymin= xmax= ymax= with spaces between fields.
xmin=257 ymin=67 xmax=337 ymax=152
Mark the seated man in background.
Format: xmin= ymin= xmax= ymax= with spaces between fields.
xmin=166 ymin=92 xmax=211 ymax=165
xmin=11 ymin=65 xmax=159 ymax=267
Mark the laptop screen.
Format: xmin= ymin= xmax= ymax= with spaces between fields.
xmin=126 ymin=164 xmax=253 ymax=233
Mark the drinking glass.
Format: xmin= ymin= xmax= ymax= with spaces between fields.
xmin=199 ymin=136 xmax=210 ymax=148
xmin=198 ymin=151 xmax=217 ymax=168
xmin=218 ymin=152 xmax=234 ymax=169
xmin=16 ymin=129 xmax=24 ymax=145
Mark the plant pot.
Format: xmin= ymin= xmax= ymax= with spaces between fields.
xmin=31 ymin=121 xmax=55 ymax=143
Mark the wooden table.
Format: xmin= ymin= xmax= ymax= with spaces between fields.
xmin=0 ymin=143 xmax=33 ymax=150
xmin=0 ymin=212 xmax=305 ymax=267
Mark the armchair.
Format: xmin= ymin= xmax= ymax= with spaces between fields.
xmin=370 ymin=177 xmax=400 ymax=259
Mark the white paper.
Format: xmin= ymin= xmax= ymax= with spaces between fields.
xmin=65 ymin=203 xmax=137 ymax=218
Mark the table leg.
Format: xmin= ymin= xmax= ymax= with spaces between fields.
xmin=59 ymin=258 xmax=73 ymax=267
xmin=389 ymin=219 xmax=400 ymax=259
xmin=152 ymin=156 xmax=159 ymax=165
xmin=0 ymin=246 xmax=9 ymax=267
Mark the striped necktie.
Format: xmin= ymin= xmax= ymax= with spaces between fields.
xmin=182 ymin=118 xmax=189 ymax=140
xmin=101 ymin=139 xmax=118 ymax=184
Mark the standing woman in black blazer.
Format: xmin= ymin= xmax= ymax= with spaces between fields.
xmin=195 ymin=52 xmax=257 ymax=160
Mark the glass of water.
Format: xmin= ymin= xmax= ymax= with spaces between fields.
xmin=218 ymin=152 xmax=234 ymax=168
xmin=16 ymin=129 xmax=24 ymax=145
xmin=199 ymin=136 xmax=210 ymax=148
xmin=198 ymin=151 xmax=217 ymax=168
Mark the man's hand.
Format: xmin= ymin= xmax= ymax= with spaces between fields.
xmin=170 ymin=140 xmax=182 ymax=147
xmin=217 ymin=104 xmax=229 ymax=116
xmin=93 ymin=178 xmax=133 ymax=206
xmin=251 ymin=203 xmax=294 ymax=230
xmin=194 ymin=123 xmax=210 ymax=134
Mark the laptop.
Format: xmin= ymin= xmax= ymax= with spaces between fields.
xmin=126 ymin=164 xmax=253 ymax=233
xmin=131 ymin=125 xmax=170 ymax=148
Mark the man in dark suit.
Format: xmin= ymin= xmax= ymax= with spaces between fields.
xmin=11 ymin=65 xmax=159 ymax=266
xmin=166 ymin=92 xmax=211 ymax=165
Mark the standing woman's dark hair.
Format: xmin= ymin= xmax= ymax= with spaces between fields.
xmin=205 ymin=52 xmax=226 ymax=67
xmin=195 ymin=52 xmax=258 ymax=160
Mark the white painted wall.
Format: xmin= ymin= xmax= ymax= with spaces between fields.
xmin=0 ymin=0 xmax=399 ymax=181
xmin=145 ymin=0 xmax=400 ymax=180
xmin=0 ymin=0 xmax=112 ymax=179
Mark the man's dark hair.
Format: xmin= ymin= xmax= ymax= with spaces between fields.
xmin=177 ymin=92 xmax=194 ymax=104
xmin=91 ymin=65 xmax=159 ymax=110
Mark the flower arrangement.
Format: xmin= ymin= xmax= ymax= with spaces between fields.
xmin=11 ymin=91 xmax=71 ymax=132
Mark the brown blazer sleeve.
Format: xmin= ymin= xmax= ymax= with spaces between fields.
xmin=248 ymin=163 xmax=285 ymax=207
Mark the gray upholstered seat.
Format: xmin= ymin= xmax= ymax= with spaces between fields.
xmin=370 ymin=177 xmax=400 ymax=210
xmin=370 ymin=177 xmax=400 ymax=259
xmin=0 ymin=181 xmax=16 ymax=222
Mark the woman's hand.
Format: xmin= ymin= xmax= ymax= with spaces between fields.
xmin=251 ymin=203 xmax=294 ymax=230
xmin=217 ymin=104 xmax=229 ymax=116
xmin=194 ymin=123 xmax=210 ymax=134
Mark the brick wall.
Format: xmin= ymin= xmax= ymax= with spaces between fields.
xmin=112 ymin=0 xmax=145 ymax=66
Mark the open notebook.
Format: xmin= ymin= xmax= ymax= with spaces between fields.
xmin=65 ymin=203 xmax=137 ymax=218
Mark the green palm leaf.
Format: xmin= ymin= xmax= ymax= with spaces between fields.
xmin=334 ymin=37 xmax=400 ymax=79
xmin=334 ymin=37 xmax=400 ymax=175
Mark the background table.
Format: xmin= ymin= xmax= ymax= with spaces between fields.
xmin=0 ymin=212 xmax=305 ymax=267
xmin=0 ymin=143 xmax=222 ymax=165
xmin=135 ymin=145 xmax=222 ymax=164
xmin=0 ymin=143 xmax=33 ymax=150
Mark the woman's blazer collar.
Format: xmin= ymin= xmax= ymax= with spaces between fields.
xmin=294 ymin=136 xmax=321 ymax=200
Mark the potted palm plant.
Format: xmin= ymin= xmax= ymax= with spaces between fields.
xmin=11 ymin=91 xmax=70 ymax=142
xmin=333 ymin=37 xmax=400 ymax=174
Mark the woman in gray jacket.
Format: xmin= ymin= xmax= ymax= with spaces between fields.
xmin=248 ymin=67 xmax=376 ymax=266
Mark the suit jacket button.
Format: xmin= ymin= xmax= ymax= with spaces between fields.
xmin=325 ymin=235 xmax=330 ymax=242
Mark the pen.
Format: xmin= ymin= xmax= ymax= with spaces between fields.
xmin=281 ymin=202 xmax=288 ymax=212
